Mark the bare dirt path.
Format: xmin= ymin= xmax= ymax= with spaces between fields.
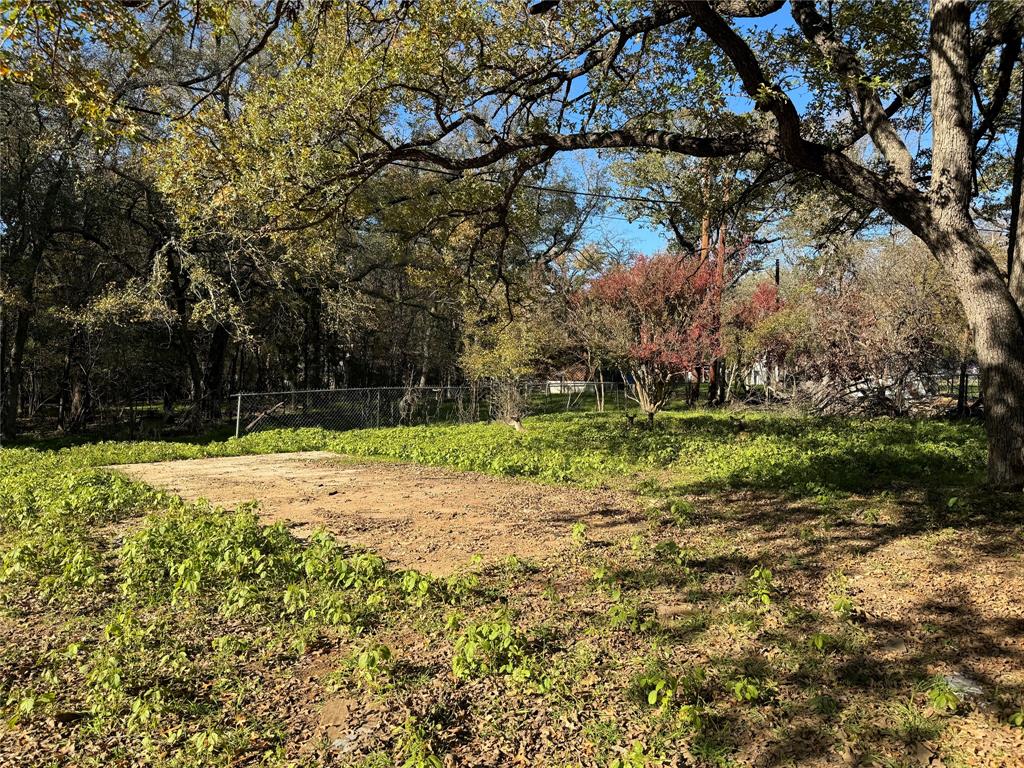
xmin=112 ymin=451 xmax=643 ymax=575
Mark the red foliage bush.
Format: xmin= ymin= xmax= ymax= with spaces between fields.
xmin=586 ymin=252 xmax=721 ymax=417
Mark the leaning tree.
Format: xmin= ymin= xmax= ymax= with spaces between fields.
xmin=6 ymin=0 xmax=1023 ymax=486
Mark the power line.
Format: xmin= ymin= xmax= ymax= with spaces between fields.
xmin=389 ymin=160 xmax=689 ymax=208
xmin=389 ymin=161 xmax=1013 ymax=235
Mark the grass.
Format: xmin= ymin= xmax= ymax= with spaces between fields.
xmin=1 ymin=408 xmax=1021 ymax=767
xmin=5 ymin=407 xmax=986 ymax=493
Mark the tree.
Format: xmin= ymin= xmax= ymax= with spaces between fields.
xmin=460 ymin=279 xmax=558 ymax=430
xmin=726 ymin=278 xmax=791 ymax=400
xmin=585 ymin=252 xmax=719 ymax=424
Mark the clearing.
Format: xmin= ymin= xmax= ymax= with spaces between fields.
xmin=113 ymin=451 xmax=642 ymax=575
xmin=3 ymin=412 xmax=1023 ymax=768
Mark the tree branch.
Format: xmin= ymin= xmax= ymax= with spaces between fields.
xmin=353 ymin=128 xmax=766 ymax=180
xmin=972 ymin=34 xmax=1022 ymax=145
xmin=683 ymin=1 xmax=931 ymax=230
xmin=790 ymin=0 xmax=914 ymax=184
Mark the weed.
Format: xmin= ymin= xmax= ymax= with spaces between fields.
xmin=590 ymin=564 xmax=617 ymax=593
xmin=651 ymin=540 xmax=691 ymax=572
xmin=924 ymin=677 xmax=959 ymax=713
xmin=610 ymin=741 xmax=663 ymax=768
xmin=746 ymin=565 xmax=775 ymax=610
xmin=827 ymin=570 xmax=857 ymax=620
xmin=450 ymin=615 xmax=533 ymax=682
xmin=397 ymin=716 xmax=443 ymax=768
xmin=628 ymin=533 xmax=649 ymax=558
xmin=350 ymin=643 xmax=393 ymax=690
xmin=731 ymin=676 xmax=763 ymax=703
xmin=665 ymin=499 xmax=695 ymax=526
xmin=582 ymin=717 xmax=622 ymax=764
xmin=606 ymin=598 xmax=657 ymax=634
xmin=890 ymin=699 xmax=942 ymax=742
xmin=811 ymin=693 xmax=841 ymax=716
xmin=628 ymin=660 xmax=676 ymax=709
xmin=401 ymin=571 xmax=433 ymax=607
xmin=807 ymin=632 xmax=837 ymax=653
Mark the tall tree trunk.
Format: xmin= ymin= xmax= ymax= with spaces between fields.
xmin=0 ymin=312 xmax=9 ymax=440
xmin=955 ymin=262 xmax=1024 ymax=487
xmin=1 ymin=173 xmax=60 ymax=439
xmin=1007 ymin=67 xmax=1024 ymax=310
xmin=928 ymin=0 xmax=1024 ymax=488
xmin=56 ymin=331 xmax=91 ymax=433
xmin=956 ymin=360 xmax=969 ymax=417
xmin=2 ymin=308 xmax=32 ymax=438
xmin=708 ymin=176 xmax=731 ymax=406
xmin=938 ymin=237 xmax=1024 ymax=487
xmin=698 ymin=194 xmax=715 ymax=407
xmin=203 ymin=324 xmax=230 ymax=419
xmin=165 ymin=246 xmax=204 ymax=411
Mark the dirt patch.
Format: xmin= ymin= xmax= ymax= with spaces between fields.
xmin=112 ymin=451 xmax=643 ymax=575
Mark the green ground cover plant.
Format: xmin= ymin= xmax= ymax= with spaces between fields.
xmin=1 ymin=408 xmax=1020 ymax=767
xmin=7 ymin=408 xmax=986 ymax=494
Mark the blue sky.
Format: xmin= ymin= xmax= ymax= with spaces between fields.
xmin=565 ymin=4 xmax=799 ymax=256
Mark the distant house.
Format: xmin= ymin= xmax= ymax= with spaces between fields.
xmin=543 ymin=362 xmax=594 ymax=395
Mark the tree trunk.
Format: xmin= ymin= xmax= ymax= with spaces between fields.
xmin=0 ymin=309 xmax=9 ymax=440
xmin=922 ymin=228 xmax=1024 ymax=487
xmin=2 ymin=308 xmax=31 ymax=438
xmin=707 ymin=176 xmax=731 ymax=407
xmin=165 ymin=246 xmax=204 ymax=409
xmin=56 ymin=332 xmax=91 ymax=433
xmin=956 ymin=360 xmax=968 ymax=417
xmin=1007 ymin=67 xmax=1024 ymax=310
xmin=203 ymin=324 xmax=230 ymax=419
xmin=1 ymin=175 xmax=58 ymax=438
xmin=957 ymin=276 xmax=1024 ymax=488
xmin=926 ymin=0 xmax=1024 ymax=488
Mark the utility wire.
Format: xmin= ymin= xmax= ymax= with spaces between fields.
xmin=390 ymin=160 xmax=691 ymax=208
xmin=389 ymin=160 xmax=1012 ymax=234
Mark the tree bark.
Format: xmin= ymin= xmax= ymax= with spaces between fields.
xmin=57 ymin=332 xmax=91 ymax=433
xmin=0 ymin=312 xmax=9 ymax=439
xmin=165 ymin=246 xmax=204 ymax=409
xmin=1008 ymin=73 xmax=1024 ymax=310
xmin=2 ymin=308 xmax=32 ymax=438
xmin=932 ymin=230 xmax=1024 ymax=487
xmin=927 ymin=0 xmax=1024 ymax=487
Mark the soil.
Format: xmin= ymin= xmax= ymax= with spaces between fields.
xmin=112 ymin=451 xmax=644 ymax=575
xmin=22 ymin=453 xmax=1015 ymax=767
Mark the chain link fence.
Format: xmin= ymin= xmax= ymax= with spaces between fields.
xmin=232 ymin=382 xmax=625 ymax=436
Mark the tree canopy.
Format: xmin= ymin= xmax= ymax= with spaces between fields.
xmin=2 ymin=0 xmax=1022 ymax=485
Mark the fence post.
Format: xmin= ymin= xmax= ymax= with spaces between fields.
xmin=235 ymin=394 xmax=242 ymax=438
